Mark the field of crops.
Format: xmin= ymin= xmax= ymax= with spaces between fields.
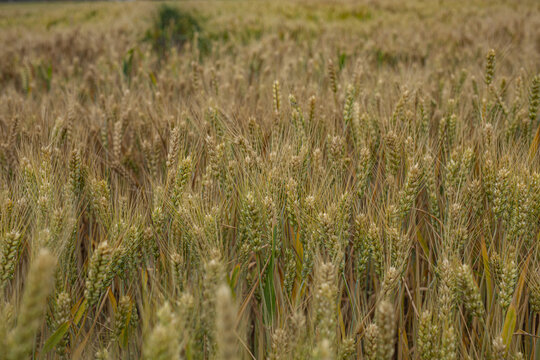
xmin=1 ymin=0 xmax=540 ymax=358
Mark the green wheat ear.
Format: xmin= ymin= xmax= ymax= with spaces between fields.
xmin=216 ymin=284 xmax=238 ymax=360
xmin=0 ymin=231 xmax=23 ymax=289
xmin=273 ymin=80 xmax=282 ymax=119
xmin=95 ymin=348 xmax=111 ymax=360
xmin=375 ymin=300 xmax=396 ymax=360
xmin=363 ymin=323 xmax=378 ymax=360
xmin=143 ymin=302 xmax=180 ymax=360
xmin=52 ymin=291 xmax=71 ymax=357
xmin=270 ymin=328 xmax=289 ymax=360
xmin=528 ymin=75 xmax=540 ymax=128
xmin=417 ymin=310 xmax=438 ymax=360
xmin=485 ymin=49 xmax=496 ymax=86
xmin=7 ymin=249 xmax=57 ymax=360
xmin=440 ymin=324 xmax=457 ymax=360
xmin=313 ymin=262 xmax=338 ymax=353
xmin=529 ymin=269 xmax=540 ymax=313
xmin=84 ymin=241 xmax=112 ymax=307
xmin=328 ymin=60 xmax=338 ymax=95
xmin=492 ymin=336 xmax=506 ymax=360
xmin=458 ymin=264 xmax=484 ymax=318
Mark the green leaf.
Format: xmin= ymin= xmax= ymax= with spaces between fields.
xmin=120 ymin=304 xmax=133 ymax=348
xmin=261 ymin=229 xmax=277 ymax=326
xmin=149 ymin=72 xmax=157 ymax=86
xmin=416 ymin=229 xmax=429 ymax=258
xmin=42 ymin=321 xmax=70 ymax=354
xmin=501 ymin=304 xmax=516 ymax=348
xmin=480 ymin=236 xmax=493 ymax=311
xmin=338 ymin=52 xmax=347 ymax=70
xmin=74 ymin=298 xmax=87 ymax=325
xmin=228 ymin=264 xmax=240 ymax=297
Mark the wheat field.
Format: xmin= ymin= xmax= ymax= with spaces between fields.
xmin=1 ymin=0 xmax=540 ymax=359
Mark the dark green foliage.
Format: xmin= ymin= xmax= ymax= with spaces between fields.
xmin=145 ymin=5 xmax=202 ymax=59
xmin=122 ymin=48 xmax=135 ymax=83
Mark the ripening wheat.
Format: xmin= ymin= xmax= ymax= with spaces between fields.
xmin=0 ymin=0 xmax=540 ymax=358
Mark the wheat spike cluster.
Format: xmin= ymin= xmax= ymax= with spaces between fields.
xmin=1 ymin=0 xmax=540 ymax=358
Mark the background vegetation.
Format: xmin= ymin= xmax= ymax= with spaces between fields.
xmin=1 ymin=0 xmax=540 ymax=358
